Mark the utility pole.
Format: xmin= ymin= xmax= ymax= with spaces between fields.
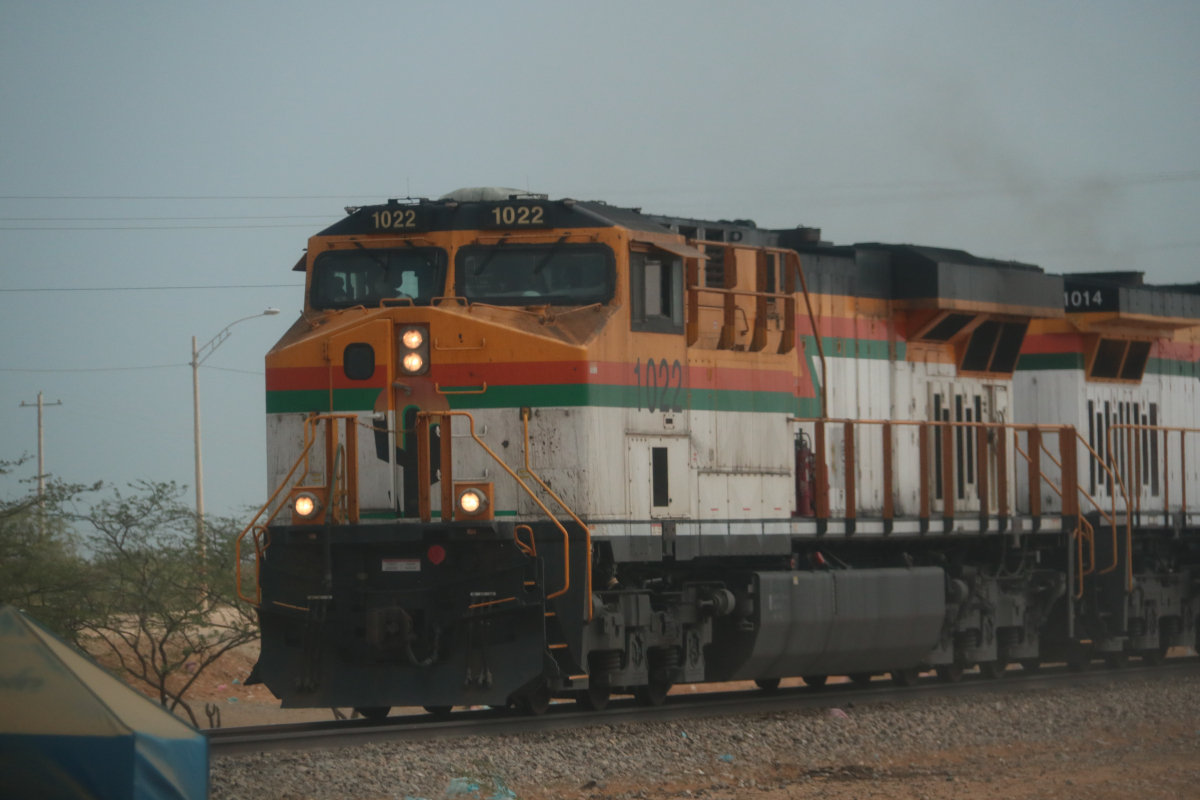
xmin=19 ymin=392 xmax=63 ymax=535
xmin=192 ymin=336 xmax=205 ymax=566
xmin=191 ymin=309 xmax=280 ymax=575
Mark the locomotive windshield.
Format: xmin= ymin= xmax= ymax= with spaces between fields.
xmin=454 ymin=243 xmax=615 ymax=306
xmin=311 ymin=247 xmax=446 ymax=309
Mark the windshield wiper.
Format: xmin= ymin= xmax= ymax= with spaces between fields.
xmin=531 ymin=235 xmax=570 ymax=275
xmin=353 ymin=241 xmax=389 ymax=270
xmin=472 ymin=237 xmax=508 ymax=276
xmin=402 ymin=239 xmax=437 ymax=272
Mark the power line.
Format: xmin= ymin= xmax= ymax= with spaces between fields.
xmin=201 ymin=365 xmax=263 ymax=376
xmin=1 ymin=169 xmax=1195 ymax=204
xmin=0 ymin=194 xmax=395 ymax=200
xmin=0 ymin=363 xmax=265 ymax=374
xmin=0 ymin=223 xmax=322 ymax=231
xmin=0 ymin=284 xmax=302 ymax=292
xmin=0 ymin=214 xmax=335 ymax=221
xmin=0 ymin=364 xmax=186 ymax=373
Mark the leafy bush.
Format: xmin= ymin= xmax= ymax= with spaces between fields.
xmin=2 ymin=460 xmax=260 ymax=726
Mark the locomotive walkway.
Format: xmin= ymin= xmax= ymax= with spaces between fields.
xmin=207 ymin=656 xmax=1200 ymax=756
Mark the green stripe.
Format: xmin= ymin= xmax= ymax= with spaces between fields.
xmin=441 ymin=382 xmax=798 ymax=413
xmin=796 ymin=396 xmax=822 ymax=417
xmin=1146 ymin=357 xmax=1200 ymax=378
xmin=813 ymin=335 xmax=896 ymax=360
xmin=267 ymin=382 xmax=799 ymax=414
xmin=1016 ymin=353 xmax=1199 ymax=377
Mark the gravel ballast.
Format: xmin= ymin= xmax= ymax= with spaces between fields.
xmin=211 ymin=673 xmax=1200 ymax=800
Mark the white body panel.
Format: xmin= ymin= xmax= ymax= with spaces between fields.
xmin=1015 ymin=367 xmax=1200 ymax=521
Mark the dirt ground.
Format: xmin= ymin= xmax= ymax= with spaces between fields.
xmin=529 ymin=722 xmax=1200 ymax=800
xmin=116 ymin=642 xmax=1190 ymax=736
xmin=197 ymin=645 xmax=1200 ymax=799
xmin=113 ymin=641 xmax=853 ymax=728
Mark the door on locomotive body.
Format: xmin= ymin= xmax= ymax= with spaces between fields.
xmin=927 ymin=381 xmax=1010 ymax=519
xmin=329 ymin=321 xmax=398 ymax=516
xmin=1083 ymin=384 xmax=1160 ymax=513
xmin=626 ymin=435 xmax=691 ymax=529
xmin=625 ymin=247 xmax=691 ymax=532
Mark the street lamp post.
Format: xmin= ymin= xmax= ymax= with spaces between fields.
xmin=191 ymin=309 xmax=280 ymax=570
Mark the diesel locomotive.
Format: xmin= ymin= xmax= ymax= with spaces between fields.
xmin=240 ymin=187 xmax=1200 ymax=716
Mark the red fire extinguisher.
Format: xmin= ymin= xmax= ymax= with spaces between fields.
xmin=795 ymin=431 xmax=816 ymax=517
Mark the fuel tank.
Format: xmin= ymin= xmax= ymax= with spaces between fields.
xmin=706 ymin=567 xmax=945 ymax=680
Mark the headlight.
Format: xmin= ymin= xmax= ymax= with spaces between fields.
xmin=458 ymin=488 xmax=487 ymax=515
xmin=402 ymin=329 xmax=424 ymax=349
xmin=294 ymin=492 xmax=320 ymax=518
xmin=402 ymin=352 xmax=424 ymax=373
xmin=398 ymin=326 xmax=429 ymax=375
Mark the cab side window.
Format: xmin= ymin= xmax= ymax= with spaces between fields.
xmin=630 ymin=252 xmax=684 ymax=334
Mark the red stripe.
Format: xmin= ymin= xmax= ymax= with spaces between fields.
xmin=266 ymin=366 xmax=388 ymax=391
xmin=1021 ymin=333 xmax=1086 ymax=355
xmin=1155 ymin=340 xmax=1200 ymax=361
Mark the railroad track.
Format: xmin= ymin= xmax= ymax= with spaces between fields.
xmin=207 ymin=657 xmax=1200 ymax=756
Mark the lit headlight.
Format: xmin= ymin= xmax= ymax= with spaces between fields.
xmin=402 ymin=329 xmax=424 ymax=349
xmin=458 ymin=489 xmax=487 ymax=515
xmin=398 ymin=326 xmax=429 ymax=375
xmin=294 ymin=492 xmax=320 ymax=518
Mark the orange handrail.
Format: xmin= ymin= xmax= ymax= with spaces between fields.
xmin=793 ymin=417 xmax=1071 ymax=524
xmin=513 ymin=524 xmax=537 ymax=557
xmin=420 ymin=410 xmax=573 ymax=601
xmin=1107 ymin=423 xmax=1200 ymax=594
xmin=235 ymin=413 xmax=358 ymax=605
xmin=1072 ymin=432 xmax=1120 ymax=577
xmin=522 ymin=409 xmax=593 ymax=620
xmin=235 ymin=420 xmax=319 ymax=604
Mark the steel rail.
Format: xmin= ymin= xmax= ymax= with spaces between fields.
xmin=208 ymin=657 xmax=1200 ymax=756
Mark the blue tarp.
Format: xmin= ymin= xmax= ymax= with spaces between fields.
xmin=0 ymin=604 xmax=208 ymax=800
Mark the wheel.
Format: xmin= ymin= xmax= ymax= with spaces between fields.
xmin=979 ymin=660 xmax=1007 ymax=680
xmin=891 ymin=667 xmax=919 ymax=687
xmin=355 ymin=706 xmax=390 ymax=721
xmin=849 ymin=673 xmax=874 ymax=686
xmin=935 ymin=663 xmax=964 ymax=683
xmin=1019 ymin=659 xmax=1041 ymax=673
xmin=518 ymin=682 xmax=551 ymax=716
xmin=1067 ymin=654 xmax=1091 ymax=673
xmin=1141 ymin=646 xmax=1168 ymax=666
xmin=423 ymin=705 xmax=453 ymax=716
xmin=634 ymin=681 xmax=671 ymax=707
xmin=754 ymin=678 xmax=781 ymax=691
xmin=801 ymin=675 xmax=828 ymax=688
xmin=576 ymin=682 xmax=611 ymax=711
xmin=1104 ymin=652 xmax=1128 ymax=669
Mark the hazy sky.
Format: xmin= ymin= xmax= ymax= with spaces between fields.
xmin=2 ymin=2 xmax=1198 ymax=516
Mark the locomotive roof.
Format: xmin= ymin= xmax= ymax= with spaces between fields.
xmin=314 ymin=197 xmax=677 ymax=238
xmin=783 ymin=240 xmax=1044 ymax=273
xmin=307 ymin=196 xmax=1194 ymax=321
xmin=1064 ymin=271 xmax=1200 ymax=320
xmin=779 ymin=239 xmax=1063 ymax=316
